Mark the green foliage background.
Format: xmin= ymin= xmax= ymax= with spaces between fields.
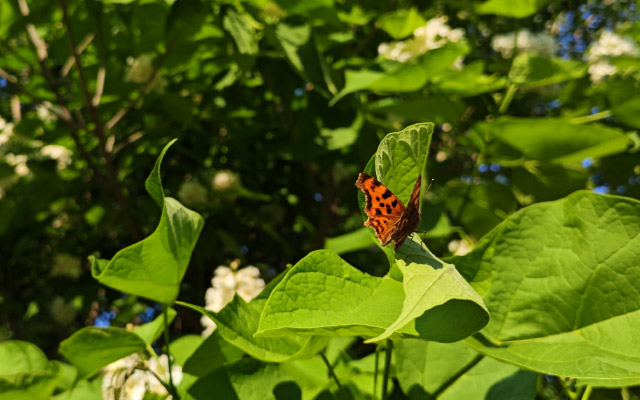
xmin=0 ymin=0 xmax=639 ymax=399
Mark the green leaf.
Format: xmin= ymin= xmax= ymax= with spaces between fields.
xmin=452 ymin=191 xmax=640 ymax=387
xmin=612 ymin=97 xmax=640 ymax=129
xmin=133 ymin=307 xmax=177 ymax=345
xmin=177 ymin=276 xmax=328 ymax=362
xmin=273 ymin=23 xmax=336 ymax=96
xmin=375 ymin=122 xmax=433 ymax=202
xmin=52 ymin=378 xmax=102 ymax=400
xmin=187 ymin=357 xmax=329 ymax=400
xmin=223 ymin=8 xmax=258 ymax=55
xmin=92 ymin=141 xmax=204 ymax=304
xmin=395 ymin=339 xmax=537 ymax=400
xmin=59 ymin=327 xmax=146 ymax=379
xmin=168 ymin=335 xmax=204 ymax=367
xmin=476 ymin=0 xmax=547 ymax=18
xmin=182 ymin=331 xmax=243 ymax=377
xmin=257 ymin=250 xmax=406 ymax=338
xmin=377 ymin=8 xmax=426 ymax=40
xmin=330 ymin=42 xmax=469 ymax=106
xmin=145 ymin=139 xmax=176 ymax=207
xmin=367 ymin=95 xmax=464 ymax=125
xmin=509 ymin=54 xmax=587 ymax=87
xmin=0 ymin=341 xmax=64 ymax=399
xmin=324 ymin=227 xmax=373 ymax=254
xmin=433 ymin=61 xmax=507 ymax=96
xmin=475 ymin=117 xmax=632 ymax=165
xmin=0 ymin=341 xmax=48 ymax=376
xmin=365 ymin=238 xmax=489 ymax=343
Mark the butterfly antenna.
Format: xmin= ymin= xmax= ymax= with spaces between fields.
xmin=426 ymin=178 xmax=435 ymax=192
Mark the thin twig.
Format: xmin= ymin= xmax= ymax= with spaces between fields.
xmin=320 ymin=352 xmax=343 ymax=391
xmin=163 ymin=307 xmax=178 ymax=398
xmin=87 ymin=0 xmax=107 ymax=107
xmin=428 ymin=354 xmax=483 ymax=399
xmin=382 ymin=340 xmax=393 ymax=400
xmin=10 ymin=95 xmax=21 ymax=121
xmin=61 ymin=33 xmax=94 ymax=76
xmin=373 ymin=344 xmax=380 ymax=400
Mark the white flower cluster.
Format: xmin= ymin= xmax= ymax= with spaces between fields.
xmin=587 ymin=30 xmax=639 ymax=83
xmin=125 ymin=54 xmax=167 ymax=93
xmin=378 ymin=16 xmax=465 ymax=63
xmin=41 ymin=144 xmax=72 ymax=170
xmin=212 ymin=170 xmax=240 ymax=192
xmin=178 ymin=180 xmax=208 ymax=207
xmin=35 ymin=102 xmax=58 ymax=123
xmin=447 ymin=240 xmax=472 ymax=256
xmin=491 ymin=29 xmax=557 ymax=58
xmin=201 ymin=260 xmax=265 ymax=336
xmin=0 ymin=118 xmax=14 ymax=147
xmin=102 ymin=353 xmax=183 ymax=400
xmin=5 ymin=153 xmax=29 ymax=177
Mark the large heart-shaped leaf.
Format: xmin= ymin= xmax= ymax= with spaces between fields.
xmin=256 ymin=250 xmax=406 ymax=338
xmin=91 ymin=140 xmax=204 ymax=304
xmin=59 ymin=327 xmax=146 ymax=379
xmin=257 ymin=248 xmax=487 ymax=343
xmin=451 ymin=191 xmax=640 ymax=387
xmin=365 ymin=238 xmax=489 ymax=343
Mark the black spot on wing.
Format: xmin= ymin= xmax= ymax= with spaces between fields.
xmin=391 ymin=199 xmax=398 ymax=208
xmin=382 ymin=189 xmax=392 ymax=199
xmin=372 ymin=180 xmax=381 ymax=187
xmin=386 ymin=206 xmax=392 ymax=214
xmin=376 ymin=209 xmax=382 ymax=216
xmin=376 ymin=197 xmax=380 ymax=201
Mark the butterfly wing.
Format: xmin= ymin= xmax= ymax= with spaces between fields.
xmin=355 ymin=173 xmax=405 ymax=246
xmin=391 ymin=175 xmax=422 ymax=250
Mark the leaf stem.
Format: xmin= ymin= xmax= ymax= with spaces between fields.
xmin=382 ymin=340 xmax=393 ymax=400
xmin=581 ymin=385 xmax=593 ymax=400
xmin=569 ymin=110 xmax=612 ymax=124
xmin=163 ymin=306 xmax=178 ymax=398
xmin=499 ymin=84 xmax=518 ymax=114
xmin=373 ymin=345 xmax=380 ymax=400
xmin=320 ymin=352 xmax=343 ymax=391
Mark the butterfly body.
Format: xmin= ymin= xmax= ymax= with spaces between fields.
xmin=355 ymin=173 xmax=421 ymax=250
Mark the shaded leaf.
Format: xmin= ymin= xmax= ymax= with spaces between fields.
xmin=395 ymin=339 xmax=536 ymax=400
xmin=59 ymin=327 xmax=146 ymax=379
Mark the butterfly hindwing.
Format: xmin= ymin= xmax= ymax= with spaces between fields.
xmin=355 ymin=173 xmax=405 ymax=246
xmin=391 ymin=175 xmax=422 ymax=250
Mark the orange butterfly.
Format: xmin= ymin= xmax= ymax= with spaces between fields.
xmin=355 ymin=173 xmax=421 ymax=250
